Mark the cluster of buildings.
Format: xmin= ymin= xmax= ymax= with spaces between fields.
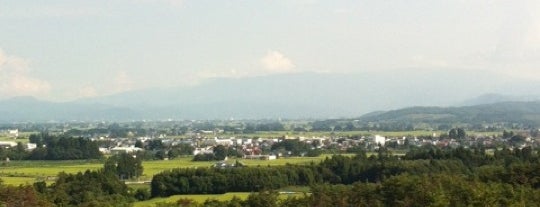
xmin=1 ymin=128 xmax=538 ymax=157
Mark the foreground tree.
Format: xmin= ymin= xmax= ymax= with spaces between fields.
xmin=38 ymin=170 xmax=132 ymax=206
xmin=0 ymin=182 xmax=52 ymax=207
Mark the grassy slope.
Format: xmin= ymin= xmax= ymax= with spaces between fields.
xmin=359 ymin=101 xmax=540 ymax=124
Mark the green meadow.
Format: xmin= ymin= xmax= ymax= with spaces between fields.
xmin=0 ymin=155 xmax=330 ymax=186
xmin=134 ymin=192 xmax=251 ymax=207
xmin=0 ymin=176 xmax=37 ymax=185
xmin=0 ymin=136 xmax=29 ymax=144
xmin=133 ymin=191 xmax=306 ymax=207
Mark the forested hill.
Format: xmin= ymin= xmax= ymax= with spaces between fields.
xmin=359 ymin=101 xmax=540 ymax=124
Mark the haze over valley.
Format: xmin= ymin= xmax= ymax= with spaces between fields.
xmin=3 ymin=70 xmax=540 ymax=121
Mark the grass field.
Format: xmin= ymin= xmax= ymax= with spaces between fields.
xmin=134 ymin=192 xmax=251 ymax=207
xmin=0 ymin=136 xmax=29 ymax=144
xmin=0 ymin=160 xmax=103 ymax=178
xmin=0 ymin=155 xmax=330 ymax=186
xmin=0 ymin=176 xmax=37 ymax=185
xmin=134 ymin=191 xmax=306 ymax=207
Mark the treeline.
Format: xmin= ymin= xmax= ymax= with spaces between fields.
xmin=152 ymin=146 xmax=540 ymax=199
xmin=151 ymin=151 xmax=469 ymax=197
xmin=34 ymin=170 xmax=133 ymax=207
xmin=155 ymin=174 xmax=540 ymax=207
xmin=0 ymin=167 xmax=135 ymax=206
xmin=29 ymin=133 xmax=101 ymax=160
xmin=0 ymin=134 xmax=101 ymax=160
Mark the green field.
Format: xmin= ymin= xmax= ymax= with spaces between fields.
xmin=0 ymin=131 xmax=34 ymax=143
xmin=0 ymin=176 xmax=37 ymax=185
xmin=134 ymin=192 xmax=251 ymax=207
xmin=0 ymin=155 xmax=330 ymax=186
xmin=134 ymin=191 xmax=306 ymax=207
xmin=0 ymin=160 xmax=103 ymax=177
xmin=0 ymin=136 xmax=29 ymax=144
xmin=0 ymin=156 xmax=320 ymax=206
xmin=139 ymin=156 xmax=327 ymax=180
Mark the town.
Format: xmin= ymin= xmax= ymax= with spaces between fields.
xmin=1 ymin=121 xmax=537 ymax=163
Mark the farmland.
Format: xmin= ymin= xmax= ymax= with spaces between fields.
xmin=134 ymin=192 xmax=251 ymax=207
xmin=133 ymin=191 xmax=306 ymax=207
xmin=0 ymin=155 xmax=330 ymax=186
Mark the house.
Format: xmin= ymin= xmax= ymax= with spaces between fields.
xmin=215 ymin=137 xmax=233 ymax=146
xmin=7 ymin=129 xmax=18 ymax=138
xmin=110 ymin=146 xmax=144 ymax=154
xmin=26 ymin=143 xmax=37 ymax=151
xmin=374 ymin=135 xmax=386 ymax=146
xmin=193 ymin=147 xmax=213 ymax=155
xmin=243 ymin=154 xmax=276 ymax=160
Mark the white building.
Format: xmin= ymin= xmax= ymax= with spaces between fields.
xmin=215 ymin=137 xmax=233 ymax=146
xmin=193 ymin=147 xmax=213 ymax=155
xmin=7 ymin=129 xmax=18 ymax=138
xmin=110 ymin=146 xmax=144 ymax=154
xmin=374 ymin=135 xmax=386 ymax=146
xmin=26 ymin=143 xmax=37 ymax=151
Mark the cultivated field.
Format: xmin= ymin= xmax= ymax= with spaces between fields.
xmin=134 ymin=191 xmax=306 ymax=207
xmin=134 ymin=192 xmax=251 ymax=207
xmin=0 ymin=155 xmax=330 ymax=186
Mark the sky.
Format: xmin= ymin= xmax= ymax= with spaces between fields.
xmin=1 ymin=0 xmax=540 ymax=101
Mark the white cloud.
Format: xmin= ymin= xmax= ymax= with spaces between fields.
xmin=78 ymin=85 xmax=98 ymax=98
xmin=260 ymin=50 xmax=295 ymax=73
xmin=456 ymin=2 xmax=540 ymax=80
xmin=0 ymin=49 xmax=51 ymax=97
xmin=113 ymin=70 xmax=134 ymax=93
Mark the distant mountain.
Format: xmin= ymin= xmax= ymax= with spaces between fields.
xmin=359 ymin=101 xmax=540 ymax=124
xmin=78 ymin=70 xmax=522 ymax=119
xmin=459 ymin=94 xmax=540 ymax=106
xmin=0 ymin=96 xmax=141 ymax=122
xmin=4 ymin=71 xmax=540 ymax=122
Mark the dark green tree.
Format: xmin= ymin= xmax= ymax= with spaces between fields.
xmin=214 ymin=145 xmax=228 ymax=160
xmin=104 ymin=153 xmax=143 ymax=180
xmin=135 ymin=140 xmax=144 ymax=148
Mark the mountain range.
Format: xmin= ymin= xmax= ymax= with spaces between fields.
xmin=2 ymin=71 xmax=540 ymax=122
xmin=359 ymin=101 xmax=540 ymax=125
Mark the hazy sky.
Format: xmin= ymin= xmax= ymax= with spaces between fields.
xmin=1 ymin=0 xmax=539 ymax=101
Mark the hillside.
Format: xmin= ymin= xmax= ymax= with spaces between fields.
xmin=359 ymin=101 xmax=540 ymax=125
xmin=0 ymin=96 xmax=142 ymax=122
xmin=3 ymin=71 xmax=540 ymax=121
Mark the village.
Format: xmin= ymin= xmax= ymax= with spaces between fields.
xmin=0 ymin=125 xmax=538 ymax=167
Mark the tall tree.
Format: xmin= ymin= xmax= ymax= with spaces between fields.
xmin=104 ymin=153 xmax=143 ymax=180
